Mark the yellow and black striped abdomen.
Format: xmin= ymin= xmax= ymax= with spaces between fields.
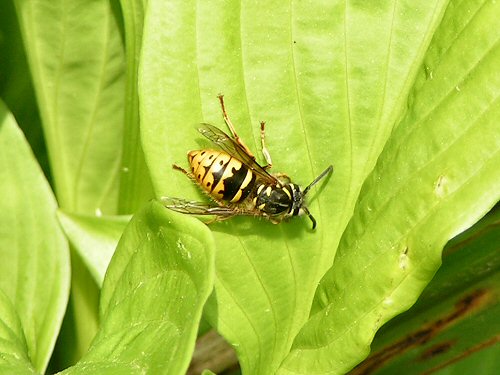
xmin=188 ymin=150 xmax=256 ymax=203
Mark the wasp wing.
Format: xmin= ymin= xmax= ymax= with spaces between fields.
xmin=198 ymin=123 xmax=278 ymax=185
xmin=162 ymin=197 xmax=248 ymax=217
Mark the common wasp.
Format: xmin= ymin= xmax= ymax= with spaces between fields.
xmin=162 ymin=95 xmax=333 ymax=229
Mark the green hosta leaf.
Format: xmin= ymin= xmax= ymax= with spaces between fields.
xmin=0 ymin=100 xmax=70 ymax=373
xmin=0 ymin=289 xmax=37 ymax=374
xmin=13 ymin=0 xmax=125 ymax=214
xmin=58 ymin=211 xmax=131 ymax=286
xmin=140 ymin=0 xmax=452 ymax=374
xmin=118 ymin=0 xmax=154 ymax=214
xmin=354 ymin=208 xmax=500 ymax=374
xmin=280 ymin=0 xmax=500 ymax=373
xmin=61 ymin=201 xmax=215 ymax=375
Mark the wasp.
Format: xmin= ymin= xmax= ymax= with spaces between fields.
xmin=162 ymin=95 xmax=333 ymax=229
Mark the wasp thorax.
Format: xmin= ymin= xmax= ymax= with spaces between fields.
xmin=254 ymin=183 xmax=304 ymax=216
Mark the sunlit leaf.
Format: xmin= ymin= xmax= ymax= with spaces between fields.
xmin=12 ymin=0 xmax=129 ymax=364
xmin=58 ymin=211 xmax=131 ymax=286
xmin=280 ymin=0 xmax=500 ymax=373
xmin=13 ymin=0 xmax=126 ymax=214
xmin=0 ymin=289 xmax=37 ymax=374
xmin=0 ymin=100 xmax=70 ymax=372
xmin=118 ymin=0 xmax=154 ymax=214
xmin=139 ymin=0 xmax=458 ymax=373
xmin=61 ymin=201 xmax=215 ymax=375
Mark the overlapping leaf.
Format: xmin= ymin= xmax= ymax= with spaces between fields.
xmin=12 ymin=0 xmax=129 ymax=363
xmin=61 ymin=201 xmax=215 ymax=375
xmin=0 ymin=1 xmax=48 ymax=178
xmin=354 ymin=208 xmax=500 ymax=374
xmin=58 ymin=211 xmax=131 ymax=286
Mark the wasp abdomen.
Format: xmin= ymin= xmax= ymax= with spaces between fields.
xmin=188 ymin=150 xmax=256 ymax=203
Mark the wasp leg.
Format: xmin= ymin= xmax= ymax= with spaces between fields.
xmin=172 ymin=164 xmax=199 ymax=183
xmin=260 ymin=121 xmax=273 ymax=170
xmin=172 ymin=163 xmax=190 ymax=176
xmin=268 ymin=217 xmax=281 ymax=225
xmin=217 ymin=94 xmax=256 ymax=159
xmin=204 ymin=214 xmax=236 ymax=225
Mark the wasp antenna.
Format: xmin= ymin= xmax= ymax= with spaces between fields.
xmin=303 ymin=165 xmax=333 ymax=196
xmin=302 ymin=207 xmax=317 ymax=229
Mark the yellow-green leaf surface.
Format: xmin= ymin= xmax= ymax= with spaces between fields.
xmin=61 ymin=201 xmax=215 ymax=375
xmin=138 ymin=0 xmax=465 ymax=374
xmin=280 ymin=0 xmax=500 ymax=373
xmin=0 ymin=101 xmax=70 ymax=373
xmin=118 ymin=0 xmax=154 ymax=214
xmin=13 ymin=0 xmax=125 ymax=214
xmin=0 ymin=290 xmax=36 ymax=374
xmin=58 ymin=211 xmax=131 ymax=286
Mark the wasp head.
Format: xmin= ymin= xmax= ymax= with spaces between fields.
xmin=255 ymin=166 xmax=333 ymax=230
